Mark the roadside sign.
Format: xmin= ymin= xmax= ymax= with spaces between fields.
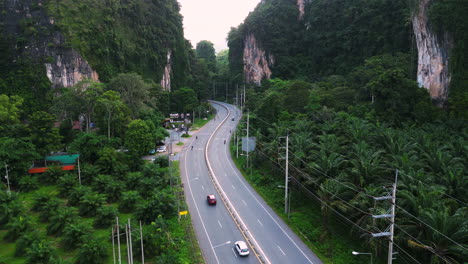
xmin=179 ymin=211 xmax=188 ymax=216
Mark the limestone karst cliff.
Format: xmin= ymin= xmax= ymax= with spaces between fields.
xmin=0 ymin=0 xmax=190 ymax=96
xmin=160 ymin=51 xmax=172 ymax=91
xmin=412 ymin=0 xmax=453 ymax=105
xmin=2 ymin=0 xmax=99 ymax=89
xmin=243 ymin=33 xmax=274 ymax=86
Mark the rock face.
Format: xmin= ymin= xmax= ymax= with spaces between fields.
xmin=412 ymin=0 xmax=452 ymax=105
xmin=243 ymin=33 xmax=274 ymax=85
xmin=297 ymin=0 xmax=310 ymax=20
xmin=3 ymin=0 xmax=99 ymax=88
xmin=160 ymin=51 xmax=172 ymax=91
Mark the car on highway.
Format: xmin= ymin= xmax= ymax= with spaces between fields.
xmin=234 ymin=241 xmax=250 ymax=256
xmin=156 ymin=145 xmax=167 ymax=152
xmin=207 ymin=194 xmax=216 ymax=205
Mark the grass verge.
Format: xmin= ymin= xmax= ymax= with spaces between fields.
xmin=230 ymin=147 xmax=367 ymax=264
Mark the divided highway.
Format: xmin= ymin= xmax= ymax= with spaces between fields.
xmin=180 ymin=102 xmax=322 ymax=264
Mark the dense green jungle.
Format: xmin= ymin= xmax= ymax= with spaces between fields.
xmin=227 ymin=0 xmax=467 ymax=263
xmin=0 ymin=0 xmax=467 ymax=263
xmin=0 ymin=0 xmax=211 ymax=263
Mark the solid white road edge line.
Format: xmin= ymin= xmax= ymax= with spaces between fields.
xmin=183 ymin=145 xmax=220 ymax=264
xmin=223 ymin=104 xmax=316 ymax=264
xmin=206 ymin=102 xmax=270 ymax=264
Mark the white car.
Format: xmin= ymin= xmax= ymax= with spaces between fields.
xmin=156 ymin=145 xmax=167 ymax=152
xmin=234 ymin=241 xmax=250 ymax=256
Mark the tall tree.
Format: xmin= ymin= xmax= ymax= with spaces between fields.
xmin=96 ymin=91 xmax=128 ymax=139
xmin=196 ymin=40 xmax=217 ymax=72
xmin=28 ymin=111 xmax=62 ymax=156
xmin=171 ymin=87 xmax=199 ymax=113
xmin=107 ymin=73 xmax=151 ymax=118
xmin=125 ymin=119 xmax=154 ymax=156
xmin=52 ymin=80 xmax=104 ymax=132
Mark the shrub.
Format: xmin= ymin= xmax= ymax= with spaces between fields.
xmin=25 ymin=239 xmax=56 ymax=264
xmin=42 ymin=165 xmax=65 ymax=185
xmin=32 ymin=191 xmax=54 ymax=211
xmin=119 ymin=191 xmax=141 ymax=213
xmin=18 ymin=176 xmax=39 ymax=192
xmin=15 ymin=232 xmax=42 ymax=257
xmin=67 ymin=185 xmax=92 ymax=206
xmin=38 ymin=198 xmax=61 ymax=222
xmin=80 ymin=164 xmax=100 ymax=185
xmin=75 ymin=237 xmax=108 ymax=264
xmin=92 ymin=174 xmax=123 ymax=202
xmin=78 ymin=192 xmax=106 ymax=217
xmin=0 ymin=199 xmax=24 ymax=227
xmin=124 ymin=172 xmax=142 ymax=190
xmin=154 ymin=155 xmax=169 ymax=168
xmin=4 ymin=216 xmax=33 ymax=242
xmin=94 ymin=206 xmax=118 ymax=228
xmin=47 ymin=207 xmax=78 ymax=236
xmin=135 ymin=189 xmax=176 ymax=224
xmin=57 ymin=174 xmax=78 ymax=198
xmin=61 ymin=223 xmax=91 ymax=249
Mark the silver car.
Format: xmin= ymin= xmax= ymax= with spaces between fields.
xmin=234 ymin=241 xmax=250 ymax=256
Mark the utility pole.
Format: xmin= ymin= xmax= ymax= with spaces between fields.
xmin=278 ymin=135 xmax=290 ymax=217
xmin=236 ymin=127 xmax=239 ymax=159
xmin=243 ymin=84 xmax=246 ymax=109
xmin=4 ymin=162 xmax=10 ymax=195
xmin=112 ymin=226 xmax=116 ymax=264
xmin=371 ymin=170 xmax=399 ymax=264
xmin=284 ymin=134 xmax=289 ymax=215
xmin=128 ymin=219 xmax=133 ymax=264
xmin=77 ymin=156 xmax=81 ymax=185
xmin=140 ymin=221 xmax=144 ymax=264
xmin=236 ymin=84 xmax=239 ymax=107
xmin=246 ymin=111 xmax=249 ymax=172
xmin=387 ymin=170 xmax=398 ymax=264
xmin=116 ymin=217 xmax=122 ymax=264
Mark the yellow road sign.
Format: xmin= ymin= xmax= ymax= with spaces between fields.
xmin=179 ymin=211 xmax=188 ymax=215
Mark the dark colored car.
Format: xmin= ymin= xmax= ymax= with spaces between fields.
xmin=207 ymin=194 xmax=216 ymax=205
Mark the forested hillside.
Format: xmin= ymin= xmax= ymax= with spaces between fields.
xmin=0 ymin=0 xmax=211 ymax=263
xmin=227 ymin=0 xmax=467 ymax=263
xmin=228 ymin=0 xmax=467 ymax=113
xmin=0 ymin=0 xmax=200 ymax=115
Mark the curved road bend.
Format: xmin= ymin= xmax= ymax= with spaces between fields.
xmin=208 ymin=102 xmax=323 ymax=264
xmin=180 ymin=105 xmax=258 ymax=264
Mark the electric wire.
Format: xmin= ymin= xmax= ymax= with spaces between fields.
xmin=238 ymin=114 xmax=465 ymax=262
xmin=252 ymin=114 xmax=468 ymax=207
xmin=395 ymin=224 xmax=454 ymax=264
xmin=395 ymin=205 xmax=467 ymax=251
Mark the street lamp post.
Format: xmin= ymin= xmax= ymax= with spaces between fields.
xmin=352 ymin=251 xmax=373 ymax=264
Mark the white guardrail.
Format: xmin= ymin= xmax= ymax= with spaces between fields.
xmin=204 ymin=101 xmax=271 ymax=264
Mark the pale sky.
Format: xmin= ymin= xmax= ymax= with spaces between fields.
xmin=178 ymin=0 xmax=261 ymax=53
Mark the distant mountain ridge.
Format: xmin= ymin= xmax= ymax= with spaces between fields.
xmin=228 ymin=0 xmax=467 ymax=106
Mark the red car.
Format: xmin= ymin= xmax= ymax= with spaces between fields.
xmin=207 ymin=194 xmax=216 ymax=205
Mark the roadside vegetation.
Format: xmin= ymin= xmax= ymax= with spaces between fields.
xmin=0 ymin=65 xmax=210 ymax=263
xmin=231 ymin=55 xmax=467 ymax=264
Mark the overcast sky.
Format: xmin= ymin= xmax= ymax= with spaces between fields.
xmin=178 ymin=0 xmax=261 ymax=53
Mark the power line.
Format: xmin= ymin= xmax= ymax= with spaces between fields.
xmin=251 ymin=134 xmax=431 ymax=264
xmin=395 ymin=224 xmax=454 ymax=264
xmin=252 ymin=115 xmax=468 ymax=207
xmin=396 ymin=205 xmax=467 ymax=251
xmin=245 ymin=122 xmax=465 ymax=262
xmin=253 ymin=142 xmax=371 ymax=234
xmin=250 ymin=125 xmax=468 ymax=247
xmin=250 ymin=126 xmax=367 ymax=196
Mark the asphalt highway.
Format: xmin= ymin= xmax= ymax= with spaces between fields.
xmin=180 ymin=102 xmax=323 ymax=264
